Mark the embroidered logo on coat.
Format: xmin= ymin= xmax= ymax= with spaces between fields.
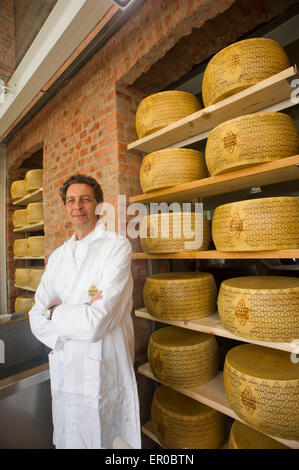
xmin=88 ymin=285 xmax=98 ymax=297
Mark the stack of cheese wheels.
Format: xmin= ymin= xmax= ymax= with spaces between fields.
xmin=12 ymin=209 xmax=28 ymax=228
xmin=30 ymin=267 xmax=45 ymax=291
xmin=202 ymin=38 xmax=290 ymax=107
xmin=205 ymin=112 xmax=299 ymax=176
xmin=228 ymin=420 xmax=289 ymax=449
xmin=13 ymin=239 xmax=29 ymax=257
xmin=140 ymin=211 xmax=211 ymax=253
xmin=28 ymin=236 xmax=45 ymax=257
xmin=223 ymin=344 xmax=299 ymax=441
xmin=151 ymin=385 xmax=227 ymax=449
xmin=25 ymin=169 xmax=43 ymax=192
xmin=217 ymin=276 xmax=299 ymax=342
xmin=15 ymin=295 xmax=35 ymax=314
xmin=15 ymin=268 xmax=31 ymax=288
xmin=135 ymin=91 xmax=201 ymax=139
xmin=143 ymin=272 xmax=217 ymax=321
xmin=148 ymin=326 xmax=218 ymax=387
xmin=11 ymin=180 xmax=27 ymax=201
xmin=212 ymin=197 xmax=299 ymax=251
xmin=27 ymin=202 xmax=44 ymax=224
xmin=140 ymin=148 xmax=207 ymax=193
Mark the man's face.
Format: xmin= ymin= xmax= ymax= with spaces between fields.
xmin=65 ymin=183 xmax=98 ymax=230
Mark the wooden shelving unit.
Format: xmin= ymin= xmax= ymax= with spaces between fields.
xmin=129 ymin=155 xmax=299 ymax=204
xmin=12 ymin=188 xmax=43 ymax=206
xmin=13 ymin=221 xmax=44 ymax=233
xmin=132 ymin=249 xmax=299 ymax=260
xmin=139 ymin=363 xmax=298 ymax=449
xmin=128 ymin=66 xmax=298 ymax=153
xmin=128 ymin=63 xmax=299 ymax=449
xmin=14 ymin=256 xmax=45 ymax=260
xmin=135 ymin=308 xmax=296 ymax=353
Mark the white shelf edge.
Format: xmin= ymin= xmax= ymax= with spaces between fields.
xmin=138 ymin=363 xmax=299 ymax=449
xmin=15 ymin=284 xmax=36 ymax=292
xmin=14 ymin=257 xmax=45 ymax=260
xmin=135 ymin=308 xmax=296 ymax=353
xmin=13 ymin=221 xmax=44 ymax=232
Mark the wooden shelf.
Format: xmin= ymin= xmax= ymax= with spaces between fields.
xmin=142 ymin=421 xmax=163 ymax=447
xmin=15 ymin=284 xmax=36 ymax=292
xmin=135 ymin=308 xmax=296 ymax=353
xmin=132 ymin=249 xmax=299 ymax=260
xmin=12 ymin=188 xmax=43 ymax=206
xmin=13 ymin=221 xmax=44 ymax=233
xmin=129 ymin=155 xmax=299 ymax=204
xmin=138 ymin=363 xmax=298 ymax=449
xmin=14 ymin=256 xmax=45 ymax=260
xmin=128 ymin=66 xmax=298 ymax=153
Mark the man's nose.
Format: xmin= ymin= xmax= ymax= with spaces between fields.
xmin=73 ymin=198 xmax=83 ymax=209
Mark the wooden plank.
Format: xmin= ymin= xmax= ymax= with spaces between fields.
xmin=132 ymin=249 xmax=299 ymax=260
xmin=138 ymin=363 xmax=299 ymax=449
xmin=142 ymin=421 xmax=163 ymax=447
xmin=135 ymin=308 xmax=296 ymax=353
xmin=128 ymin=66 xmax=297 ymax=153
xmin=12 ymin=188 xmax=43 ymax=206
xmin=129 ymin=155 xmax=299 ymax=203
xmin=13 ymin=221 xmax=44 ymax=233
xmin=14 ymin=257 xmax=45 ymax=260
xmin=15 ymin=284 xmax=36 ymax=292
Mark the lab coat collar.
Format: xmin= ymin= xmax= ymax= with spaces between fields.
xmin=65 ymin=220 xmax=106 ymax=246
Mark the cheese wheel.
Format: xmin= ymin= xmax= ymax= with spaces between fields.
xmin=136 ymin=91 xmax=201 ymax=139
xmin=218 ymin=276 xmax=299 ymax=342
xmin=13 ymin=239 xmax=29 ymax=257
xmin=148 ymin=326 xmax=219 ymax=387
xmin=30 ymin=267 xmax=45 ymax=291
xmin=144 ymin=272 xmax=217 ymax=320
xmin=228 ymin=420 xmax=289 ymax=449
xmin=140 ymin=148 xmax=207 ymax=193
xmin=15 ymin=268 xmax=31 ymax=287
xmin=205 ymin=112 xmax=299 ymax=176
xmin=151 ymin=385 xmax=227 ymax=449
xmin=15 ymin=295 xmax=35 ymax=314
xmin=11 ymin=180 xmax=27 ymax=201
xmin=140 ymin=211 xmax=211 ymax=253
xmin=202 ymin=38 xmax=290 ymax=107
xmin=223 ymin=344 xmax=299 ymax=440
xmin=25 ymin=169 xmax=43 ymax=192
xmin=212 ymin=197 xmax=299 ymax=251
xmin=27 ymin=202 xmax=44 ymax=224
xmin=12 ymin=209 xmax=28 ymax=228
xmin=28 ymin=236 xmax=45 ymax=257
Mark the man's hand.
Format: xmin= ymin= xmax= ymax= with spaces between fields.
xmin=89 ymin=290 xmax=103 ymax=306
xmin=47 ymin=298 xmax=62 ymax=318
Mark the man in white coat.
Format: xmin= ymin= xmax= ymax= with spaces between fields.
xmin=29 ymin=174 xmax=141 ymax=449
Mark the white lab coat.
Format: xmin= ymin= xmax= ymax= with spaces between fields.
xmin=29 ymin=221 xmax=141 ymax=449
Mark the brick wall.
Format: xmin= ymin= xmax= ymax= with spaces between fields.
xmin=5 ymin=0 xmax=298 ymax=441
xmin=0 ymin=0 xmax=15 ymax=80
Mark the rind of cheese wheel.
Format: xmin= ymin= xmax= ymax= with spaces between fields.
xmin=27 ymin=202 xmax=44 ymax=224
xmin=151 ymin=385 xmax=227 ymax=449
xmin=228 ymin=420 xmax=289 ymax=449
xmin=212 ymin=197 xmax=299 ymax=251
xmin=13 ymin=209 xmax=28 ymax=228
xmin=11 ymin=180 xmax=27 ymax=201
xmin=205 ymin=112 xmax=299 ymax=176
xmin=140 ymin=148 xmax=207 ymax=193
xmin=217 ymin=276 xmax=299 ymax=342
xmin=140 ymin=212 xmax=211 ymax=253
xmin=143 ymin=272 xmax=217 ymax=321
xmin=148 ymin=326 xmax=218 ymax=387
xmin=15 ymin=295 xmax=35 ymax=314
xmin=223 ymin=344 xmax=299 ymax=440
xmin=13 ymin=238 xmax=29 ymax=257
xmin=202 ymin=38 xmax=290 ymax=107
